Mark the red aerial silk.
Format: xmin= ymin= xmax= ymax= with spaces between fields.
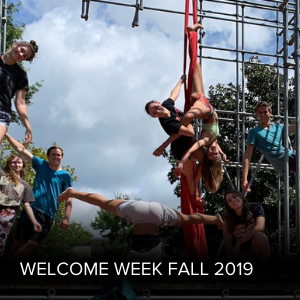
xmin=180 ymin=0 xmax=209 ymax=262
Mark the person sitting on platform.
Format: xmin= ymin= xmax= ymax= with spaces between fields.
xmin=223 ymin=190 xmax=269 ymax=264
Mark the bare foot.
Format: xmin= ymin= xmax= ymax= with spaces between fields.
xmin=187 ymin=23 xmax=203 ymax=32
xmin=191 ymin=197 xmax=207 ymax=207
xmin=215 ymin=214 xmax=223 ymax=230
xmin=57 ymin=187 xmax=74 ymax=202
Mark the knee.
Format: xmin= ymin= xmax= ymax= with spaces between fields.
xmin=252 ymin=232 xmax=269 ymax=246
xmin=184 ymin=112 xmax=194 ymax=122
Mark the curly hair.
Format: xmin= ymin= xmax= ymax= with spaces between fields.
xmin=3 ymin=155 xmax=26 ymax=185
xmin=223 ymin=190 xmax=251 ymax=233
xmin=201 ymin=154 xmax=223 ymax=193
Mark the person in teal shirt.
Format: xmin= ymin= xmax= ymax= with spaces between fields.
xmin=5 ymin=133 xmax=72 ymax=261
xmin=242 ymin=101 xmax=296 ymax=192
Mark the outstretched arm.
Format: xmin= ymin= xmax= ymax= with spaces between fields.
xmin=15 ymin=90 xmax=32 ymax=145
xmin=23 ymin=202 xmax=42 ymax=232
xmin=233 ymin=216 xmax=265 ymax=253
xmin=153 ymin=124 xmax=195 ymax=156
xmin=169 ymin=75 xmax=186 ymax=102
xmin=173 ymin=138 xmax=208 ymax=177
xmin=242 ymin=145 xmax=254 ymax=192
xmin=61 ymin=198 xmax=72 ymax=230
xmin=217 ymin=143 xmax=229 ymax=162
xmin=5 ymin=133 xmax=33 ymax=164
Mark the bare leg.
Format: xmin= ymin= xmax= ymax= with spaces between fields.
xmin=6 ymin=240 xmax=25 ymax=260
xmin=57 ymin=187 xmax=124 ymax=215
xmin=0 ymin=125 xmax=7 ymax=147
xmin=191 ymin=61 xmax=205 ymax=96
xmin=9 ymin=240 xmax=39 ymax=262
xmin=181 ymin=61 xmax=209 ymax=126
xmin=193 ymin=164 xmax=207 ymax=206
xmin=181 ymin=159 xmax=195 ymax=196
xmin=175 ymin=211 xmax=223 ymax=229
xmin=250 ymin=232 xmax=270 ymax=264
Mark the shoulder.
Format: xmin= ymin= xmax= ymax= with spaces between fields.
xmin=57 ymin=169 xmax=72 ymax=180
xmin=249 ymin=126 xmax=261 ymax=133
xmin=273 ymin=123 xmax=284 ymax=130
xmin=12 ymin=63 xmax=28 ymax=77
xmin=162 ymin=98 xmax=175 ymax=107
xmin=19 ymin=178 xmax=31 ymax=189
xmin=249 ymin=203 xmax=265 ymax=217
xmin=32 ymin=156 xmax=46 ymax=167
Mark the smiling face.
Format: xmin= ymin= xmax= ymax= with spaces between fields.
xmin=147 ymin=101 xmax=166 ymax=118
xmin=256 ymin=106 xmax=272 ymax=123
xmin=206 ymin=141 xmax=220 ymax=161
xmin=11 ymin=43 xmax=34 ymax=63
xmin=10 ymin=156 xmax=24 ymax=175
xmin=225 ymin=192 xmax=244 ymax=213
xmin=47 ymin=148 xmax=63 ymax=169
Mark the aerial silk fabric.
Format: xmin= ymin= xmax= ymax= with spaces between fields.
xmin=180 ymin=0 xmax=209 ymax=262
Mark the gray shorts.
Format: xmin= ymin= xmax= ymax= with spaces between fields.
xmin=116 ymin=200 xmax=178 ymax=227
xmin=0 ymin=110 xmax=11 ymax=128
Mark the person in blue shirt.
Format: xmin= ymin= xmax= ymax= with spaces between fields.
xmin=242 ymin=101 xmax=296 ymax=192
xmin=4 ymin=133 xmax=72 ymax=261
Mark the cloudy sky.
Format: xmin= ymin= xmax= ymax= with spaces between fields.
xmin=7 ymin=0 xmax=283 ymax=235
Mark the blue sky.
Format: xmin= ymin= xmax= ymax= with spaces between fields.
xmin=6 ymin=0 xmax=289 ymax=236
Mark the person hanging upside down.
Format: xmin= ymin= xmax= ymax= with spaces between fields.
xmin=57 ymin=187 xmax=223 ymax=262
xmin=145 ymin=23 xmax=228 ymax=203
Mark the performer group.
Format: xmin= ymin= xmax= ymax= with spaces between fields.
xmin=0 ymin=22 xmax=296 ymax=266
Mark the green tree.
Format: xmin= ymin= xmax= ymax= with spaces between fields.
xmin=90 ymin=193 xmax=134 ymax=261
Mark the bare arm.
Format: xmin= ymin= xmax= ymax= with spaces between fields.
xmin=15 ymin=90 xmax=32 ymax=145
xmin=169 ymin=75 xmax=186 ymax=102
xmin=217 ymin=143 xmax=229 ymax=162
xmin=223 ymin=221 xmax=236 ymax=257
xmin=173 ymin=139 xmax=207 ymax=177
xmin=5 ymin=133 xmax=33 ymax=163
xmin=61 ymin=198 xmax=73 ymax=230
xmin=242 ymin=145 xmax=254 ymax=192
xmin=153 ymin=124 xmax=195 ymax=156
xmin=180 ymin=138 xmax=208 ymax=166
xmin=23 ymin=202 xmax=42 ymax=232
xmin=232 ymin=216 xmax=265 ymax=253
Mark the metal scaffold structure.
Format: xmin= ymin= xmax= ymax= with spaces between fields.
xmin=0 ymin=1 xmax=299 ymax=299
xmin=81 ymin=0 xmax=300 ymax=262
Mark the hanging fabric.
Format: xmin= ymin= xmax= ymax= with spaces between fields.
xmin=180 ymin=0 xmax=209 ymax=262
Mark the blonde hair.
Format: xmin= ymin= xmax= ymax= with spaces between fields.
xmin=201 ymin=155 xmax=223 ymax=193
